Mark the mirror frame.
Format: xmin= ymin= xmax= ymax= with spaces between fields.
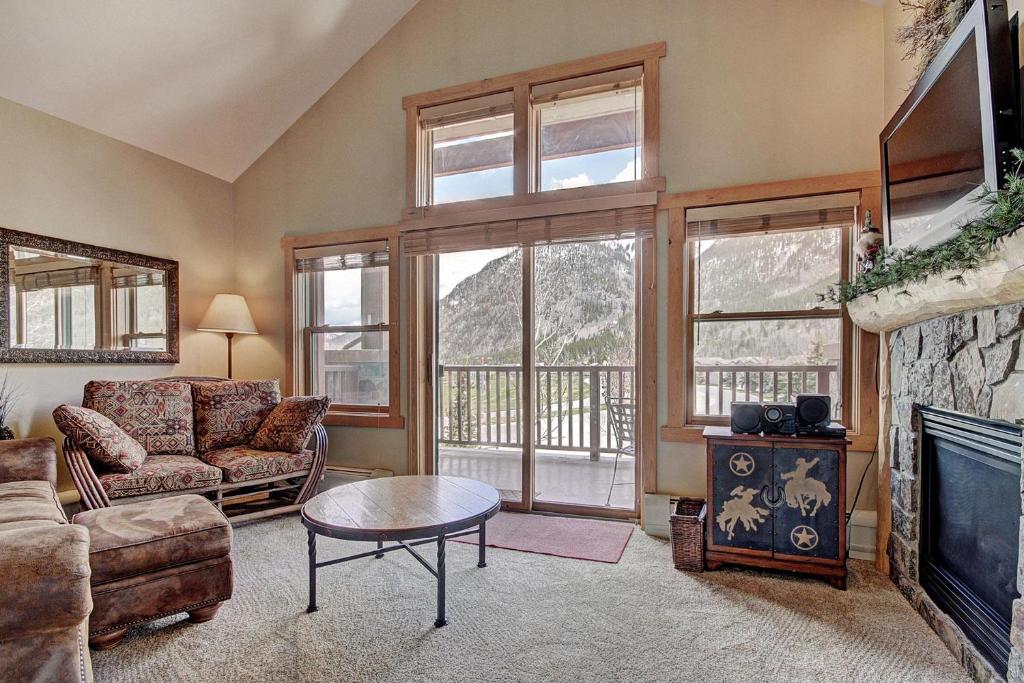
xmin=0 ymin=227 xmax=180 ymax=364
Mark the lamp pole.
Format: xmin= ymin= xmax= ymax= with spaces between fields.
xmin=225 ymin=332 xmax=235 ymax=379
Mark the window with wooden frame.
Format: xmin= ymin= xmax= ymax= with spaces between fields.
xmin=283 ymin=226 xmax=403 ymax=428
xmin=661 ymin=174 xmax=882 ymax=451
xmin=402 ymin=43 xmax=665 ymax=225
xmin=687 ymin=196 xmax=853 ymax=422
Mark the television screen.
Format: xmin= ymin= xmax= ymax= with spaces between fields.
xmin=885 ymin=37 xmax=987 ymax=250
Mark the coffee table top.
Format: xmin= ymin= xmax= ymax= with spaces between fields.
xmin=301 ymin=475 xmax=500 ymax=541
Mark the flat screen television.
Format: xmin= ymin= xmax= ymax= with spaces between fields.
xmin=881 ymin=0 xmax=1019 ymax=251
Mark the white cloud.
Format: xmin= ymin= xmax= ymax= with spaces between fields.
xmin=550 ymin=173 xmax=594 ymax=189
xmin=438 ymin=248 xmax=515 ymax=299
xmin=612 ymin=159 xmax=637 ymax=183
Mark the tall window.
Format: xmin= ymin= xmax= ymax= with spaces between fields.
xmin=290 ymin=231 xmax=401 ymax=426
xmin=534 ymin=67 xmax=642 ymax=191
xmin=686 ymin=200 xmax=852 ymax=423
xmin=422 ymin=93 xmax=514 ymax=205
xmin=404 ymin=44 xmax=663 ymax=209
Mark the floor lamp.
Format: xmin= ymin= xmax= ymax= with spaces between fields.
xmin=198 ymin=294 xmax=258 ymax=379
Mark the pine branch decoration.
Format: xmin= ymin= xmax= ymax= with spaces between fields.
xmin=819 ymin=149 xmax=1024 ymax=305
xmin=896 ymin=0 xmax=972 ymax=80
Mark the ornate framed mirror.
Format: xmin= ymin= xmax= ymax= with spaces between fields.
xmin=0 ymin=227 xmax=179 ymax=363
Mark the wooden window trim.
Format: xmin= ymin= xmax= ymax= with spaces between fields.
xmin=402 ymin=42 xmax=666 ymax=221
xmin=660 ymin=172 xmax=881 ymax=453
xmin=281 ymin=225 xmax=404 ymax=429
xmin=402 ymin=42 xmax=666 ymax=110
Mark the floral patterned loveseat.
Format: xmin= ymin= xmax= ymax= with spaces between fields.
xmin=54 ymin=377 xmax=329 ymax=523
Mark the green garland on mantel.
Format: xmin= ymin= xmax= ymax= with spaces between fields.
xmin=819 ymin=149 xmax=1024 ymax=305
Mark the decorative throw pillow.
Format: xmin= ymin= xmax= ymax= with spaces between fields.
xmin=251 ymin=396 xmax=330 ymax=453
xmin=192 ymin=380 xmax=281 ymax=453
xmin=83 ymin=380 xmax=195 ymax=455
xmin=53 ymin=404 xmax=147 ymax=473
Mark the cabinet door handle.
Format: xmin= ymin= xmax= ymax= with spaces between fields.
xmin=760 ymin=484 xmax=784 ymax=509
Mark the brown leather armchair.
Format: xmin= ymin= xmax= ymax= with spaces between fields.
xmin=0 ymin=438 xmax=94 ymax=683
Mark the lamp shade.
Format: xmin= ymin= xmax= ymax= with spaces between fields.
xmin=197 ymin=294 xmax=257 ymax=334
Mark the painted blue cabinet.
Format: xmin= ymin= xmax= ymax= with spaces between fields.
xmin=772 ymin=446 xmax=841 ymax=561
xmin=704 ymin=427 xmax=847 ymax=588
xmin=709 ymin=444 xmax=774 ymax=553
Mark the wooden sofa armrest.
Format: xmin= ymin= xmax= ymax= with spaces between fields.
xmin=0 ymin=437 xmax=57 ymax=485
xmin=296 ymin=423 xmax=329 ymax=505
xmin=62 ymin=437 xmax=110 ymax=510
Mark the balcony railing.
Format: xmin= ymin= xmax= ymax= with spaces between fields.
xmin=693 ymin=363 xmax=839 ymax=417
xmin=438 ymin=364 xmax=634 ymax=460
xmin=431 ymin=362 xmax=839 ymax=459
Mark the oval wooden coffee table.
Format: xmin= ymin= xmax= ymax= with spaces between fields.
xmin=301 ymin=475 xmax=500 ymax=627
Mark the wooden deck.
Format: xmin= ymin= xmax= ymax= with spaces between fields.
xmin=437 ymin=446 xmax=635 ymax=510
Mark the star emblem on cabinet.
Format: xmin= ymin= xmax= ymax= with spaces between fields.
xmin=790 ymin=525 xmax=819 ymax=550
xmin=728 ymin=451 xmax=755 ymax=476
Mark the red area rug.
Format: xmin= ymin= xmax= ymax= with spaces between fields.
xmin=451 ymin=511 xmax=634 ymax=563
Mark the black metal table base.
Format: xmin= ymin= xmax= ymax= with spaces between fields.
xmin=305 ymin=523 xmax=487 ymax=628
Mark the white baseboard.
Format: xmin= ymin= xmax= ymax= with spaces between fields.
xmin=642 ymin=493 xmax=673 ymax=538
xmin=644 ymin=493 xmax=878 ymax=563
xmin=848 ymin=509 xmax=878 ymax=562
xmin=325 ymin=465 xmax=393 ymax=478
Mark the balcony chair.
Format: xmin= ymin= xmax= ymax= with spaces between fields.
xmin=604 ymin=395 xmax=635 ymax=506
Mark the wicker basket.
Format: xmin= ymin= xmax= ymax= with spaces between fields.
xmin=670 ymin=497 xmax=706 ymax=572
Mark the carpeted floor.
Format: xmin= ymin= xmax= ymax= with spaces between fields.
xmin=93 ymin=516 xmax=969 ymax=683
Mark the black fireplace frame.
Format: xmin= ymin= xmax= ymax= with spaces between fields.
xmin=919 ymin=406 xmax=1022 ymax=676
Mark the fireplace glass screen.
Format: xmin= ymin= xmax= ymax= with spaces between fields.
xmin=920 ymin=407 xmax=1022 ymax=675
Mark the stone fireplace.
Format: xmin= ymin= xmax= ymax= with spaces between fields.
xmin=887 ymin=303 xmax=1024 ymax=682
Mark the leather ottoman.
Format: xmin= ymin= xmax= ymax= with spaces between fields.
xmin=73 ymin=494 xmax=233 ymax=650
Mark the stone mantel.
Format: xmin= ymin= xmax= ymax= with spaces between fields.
xmin=848 ymin=231 xmax=1024 ymax=333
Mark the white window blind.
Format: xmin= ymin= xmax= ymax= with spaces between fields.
xmin=15 ymin=266 xmax=98 ymax=292
xmin=294 ymin=241 xmax=389 ymax=273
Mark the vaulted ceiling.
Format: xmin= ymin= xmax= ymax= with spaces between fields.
xmin=0 ymin=0 xmax=418 ymax=181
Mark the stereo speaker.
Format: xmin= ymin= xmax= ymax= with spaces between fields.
xmin=762 ymin=403 xmax=796 ymax=435
xmin=795 ymin=394 xmax=832 ymax=433
xmin=730 ymin=401 xmax=763 ymax=434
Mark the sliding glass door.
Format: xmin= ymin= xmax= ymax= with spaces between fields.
xmin=431 ymin=238 xmax=640 ymax=517
xmin=532 ymin=238 xmax=636 ymax=511
xmin=435 ymin=247 xmax=527 ymax=506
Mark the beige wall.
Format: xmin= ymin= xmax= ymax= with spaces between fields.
xmin=232 ymin=0 xmax=886 ymax=510
xmin=882 ymin=0 xmax=919 ymax=121
xmin=0 ymin=96 xmax=236 ymax=490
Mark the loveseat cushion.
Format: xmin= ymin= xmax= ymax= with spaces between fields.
xmin=73 ymin=493 xmax=231 ymax=586
xmin=250 ymin=395 xmax=329 ymax=453
xmin=201 ymin=446 xmax=313 ymax=483
xmin=84 ymin=380 xmax=195 ymax=455
xmin=98 ymin=454 xmax=221 ymax=500
xmin=192 ymin=380 xmax=281 ymax=452
xmin=53 ymin=404 xmax=147 ymax=473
